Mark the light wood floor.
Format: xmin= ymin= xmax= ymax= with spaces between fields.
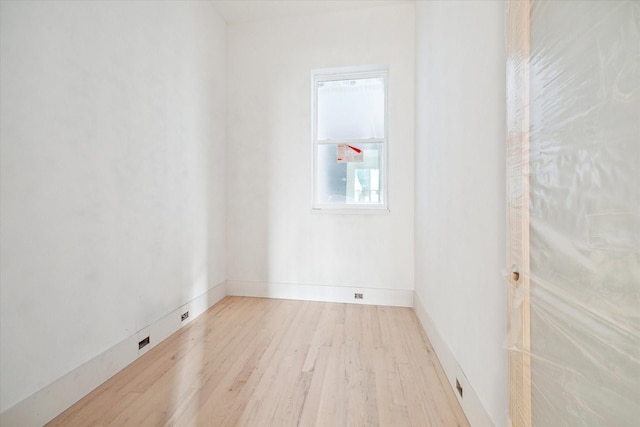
xmin=49 ymin=297 xmax=469 ymax=426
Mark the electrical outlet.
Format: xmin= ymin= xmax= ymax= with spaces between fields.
xmin=138 ymin=336 xmax=150 ymax=350
xmin=456 ymin=378 xmax=463 ymax=399
xmin=354 ymin=293 xmax=363 ymax=299
xmin=181 ymin=311 xmax=189 ymax=321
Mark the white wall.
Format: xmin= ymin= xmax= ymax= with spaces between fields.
xmin=1 ymin=1 xmax=510 ymax=424
xmin=226 ymin=4 xmax=415 ymax=299
xmin=0 ymin=0 xmax=226 ymax=414
xmin=414 ymin=1 xmax=507 ymax=426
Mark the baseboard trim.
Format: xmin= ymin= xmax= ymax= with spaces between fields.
xmin=413 ymin=291 xmax=495 ymax=427
xmin=227 ymin=280 xmax=413 ymax=307
xmin=0 ymin=280 xmax=228 ymax=427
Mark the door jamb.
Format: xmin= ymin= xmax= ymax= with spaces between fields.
xmin=506 ymin=0 xmax=532 ymax=425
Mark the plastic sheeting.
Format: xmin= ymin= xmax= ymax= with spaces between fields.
xmin=506 ymin=1 xmax=640 ymax=426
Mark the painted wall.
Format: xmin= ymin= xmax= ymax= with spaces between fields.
xmin=414 ymin=1 xmax=507 ymax=426
xmin=226 ymin=4 xmax=415 ymax=295
xmin=0 ymin=0 xmax=226 ymax=413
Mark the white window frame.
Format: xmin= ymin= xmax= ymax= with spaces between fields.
xmin=311 ymin=64 xmax=390 ymax=213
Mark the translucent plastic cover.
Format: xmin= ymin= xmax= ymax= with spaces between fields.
xmin=506 ymin=1 xmax=639 ymax=425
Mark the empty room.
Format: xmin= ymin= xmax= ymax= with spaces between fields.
xmin=0 ymin=0 xmax=637 ymax=426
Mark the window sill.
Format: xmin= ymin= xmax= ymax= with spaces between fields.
xmin=311 ymin=207 xmax=390 ymax=215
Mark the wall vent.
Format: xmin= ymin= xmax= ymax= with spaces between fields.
xmin=138 ymin=336 xmax=150 ymax=350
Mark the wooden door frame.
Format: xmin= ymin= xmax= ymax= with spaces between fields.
xmin=506 ymin=0 xmax=531 ymax=426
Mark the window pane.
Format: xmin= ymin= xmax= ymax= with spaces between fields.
xmin=317 ymin=143 xmax=384 ymax=205
xmin=317 ymin=77 xmax=385 ymax=140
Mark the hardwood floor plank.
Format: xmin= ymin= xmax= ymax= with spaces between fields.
xmin=48 ymin=297 xmax=470 ymax=427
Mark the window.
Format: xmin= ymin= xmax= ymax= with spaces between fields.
xmin=312 ymin=65 xmax=389 ymax=211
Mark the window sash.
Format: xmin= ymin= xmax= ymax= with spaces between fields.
xmin=311 ymin=66 xmax=389 ymax=211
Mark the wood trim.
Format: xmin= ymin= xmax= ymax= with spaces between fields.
xmin=413 ymin=292 xmax=494 ymax=427
xmin=506 ymin=0 xmax=532 ymax=426
xmin=226 ymin=280 xmax=414 ymax=308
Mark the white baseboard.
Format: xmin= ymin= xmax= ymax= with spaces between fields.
xmin=227 ymin=280 xmax=413 ymax=307
xmin=0 ymin=280 xmax=228 ymax=427
xmin=413 ymin=291 xmax=494 ymax=427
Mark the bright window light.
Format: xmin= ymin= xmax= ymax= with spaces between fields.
xmin=312 ymin=65 xmax=389 ymax=211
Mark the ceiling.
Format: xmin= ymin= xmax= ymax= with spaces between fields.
xmin=211 ymin=0 xmax=414 ymax=24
